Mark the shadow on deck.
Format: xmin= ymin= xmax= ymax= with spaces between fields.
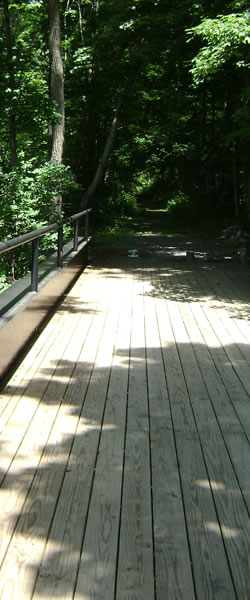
xmin=0 ymin=256 xmax=249 ymax=599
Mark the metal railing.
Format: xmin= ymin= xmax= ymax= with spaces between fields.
xmin=0 ymin=208 xmax=93 ymax=293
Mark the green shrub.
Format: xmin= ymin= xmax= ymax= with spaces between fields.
xmin=0 ymin=160 xmax=79 ymax=286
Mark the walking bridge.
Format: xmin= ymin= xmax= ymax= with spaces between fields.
xmin=0 ymin=219 xmax=249 ymax=599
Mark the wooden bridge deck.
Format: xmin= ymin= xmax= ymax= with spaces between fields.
xmin=0 ymin=256 xmax=249 ymax=599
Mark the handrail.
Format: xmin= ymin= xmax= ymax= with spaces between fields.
xmin=0 ymin=208 xmax=92 ymax=254
xmin=0 ymin=208 xmax=93 ymax=293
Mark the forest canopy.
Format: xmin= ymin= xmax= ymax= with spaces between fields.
xmin=0 ymin=0 xmax=249 ymax=286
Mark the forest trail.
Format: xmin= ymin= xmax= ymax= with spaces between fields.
xmin=91 ymin=208 xmax=241 ymax=264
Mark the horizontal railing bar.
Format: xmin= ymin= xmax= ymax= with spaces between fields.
xmin=0 ymin=208 xmax=92 ymax=256
xmin=68 ymin=208 xmax=92 ymax=224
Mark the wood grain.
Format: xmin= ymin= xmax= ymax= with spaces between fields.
xmin=155 ymin=266 xmax=237 ymax=600
xmin=116 ymin=265 xmax=155 ymax=600
xmin=144 ymin=264 xmax=195 ymax=599
xmin=0 ymin=258 xmax=249 ymax=599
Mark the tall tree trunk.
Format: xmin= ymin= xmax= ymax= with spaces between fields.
xmin=244 ymin=163 xmax=250 ymax=223
xmin=48 ymin=0 xmax=65 ymax=214
xmin=79 ymin=66 xmax=140 ymax=209
xmin=85 ymin=63 xmax=98 ymax=184
xmin=3 ymin=0 xmax=17 ymax=167
xmin=232 ymin=143 xmax=239 ymax=220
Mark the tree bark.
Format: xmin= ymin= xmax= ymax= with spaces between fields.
xmin=79 ymin=66 xmax=140 ymax=209
xmin=48 ymin=0 xmax=65 ymax=165
xmin=3 ymin=0 xmax=17 ymax=167
xmin=232 ymin=143 xmax=239 ymax=220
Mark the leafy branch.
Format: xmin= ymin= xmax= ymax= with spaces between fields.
xmin=187 ymin=12 xmax=250 ymax=84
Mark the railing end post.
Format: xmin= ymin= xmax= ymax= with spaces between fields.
xmin=31 ymin=238 xmax=39 ymax=292
xmin=57 ymin=227 xmax=63 ymax=268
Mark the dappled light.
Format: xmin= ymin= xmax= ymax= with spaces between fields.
xmin=196 ymin=480 xmax=225 ymax=491
xmin=1 ymin=0 xmax=250 ymax=595
xmin=0 ymin=257 xmax=249 ymax=599
xmin=205 ymin=522 xmax=241 ymax=540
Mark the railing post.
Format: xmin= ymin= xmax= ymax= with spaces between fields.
xmin=0 ymin=208 xmax=94 ymax=296
xmin=84 ymin=212 xmax=89 ymax=241
xmin=92 ymin=209 xmax=95 ymax=235
xmin=73 ymin=220 xmax=79 ymax=252
xmin=57 ymin=226 xmax=63 ymax=268
xmin=31 ymin=238 xmax=39 ymax=292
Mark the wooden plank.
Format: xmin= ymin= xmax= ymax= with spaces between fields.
xmin=0 ymin=257 xmax=249 ymax=600
xmin=116 ymin=263 xmax=155 ymax=600
xmin=183 ymin=267 xmax=250 ymax=440
xmin=33 ymin=266 xmax=128 ymax=599
xmin=154 ymin=273 xmax=197 ymax=436
xmin=216 ymin=266 xmax=250 ymax=341
xmin=0 ymin=267 xmax=98 ymax=480
xmin=0 ymin=306 xmax=62 ymax=420
xmin=195 ymin=264 xmax=250 ymax=365
xmin=74 ymin=266 xmax=133 ymax=599
xmin=163 ymin=266 xmax=250 ymax=599
xmin=176 ymin=294 xmax=250 ymax=511
xmin=208 ymin=263 xmax=250 ymax=320
xmin=143 ymin=264 xmax=195 ymax=600
xmin=214 ymin=264 xmax=250 ymax=342
xmin=0 ymin=266 xmax=105 ymax=597
xmin=176 ymin=295 xmax=242 ymax=432
xmin=155 ymin=266 xmax=237 ymax=600
xmin=176 ymin=435 xmax=237 ymax=600
xmin=0 ymin=296 xmax=82 ymax=483
xmin=0 ymin=262 xmax=92 ymax=407
xmin=0 ymin=290 xmax=75 ymax=432
xmin=199 ymin=433 xmax=250 ymax=600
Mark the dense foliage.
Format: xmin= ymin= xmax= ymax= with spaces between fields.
xmin=0 ymin=0 xmax=249 ymax=288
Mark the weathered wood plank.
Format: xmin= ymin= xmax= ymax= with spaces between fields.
xmin=74 ymin=267 xmax=133 ymax=600
xmin=32 ymin=267 xmax=124 ymax=599
xmin=0 ymin=306 xmax=62 ymax=423
xmin=0 ymin=267 xmax=96 ymax=452
xmin=164 ymin=266 xmax=250 ymax=599
xmin=143 ymin=264 xmax=195 ymax=600
xmin=190 ymin=265 xmax=250 ymax=381
xmin=0 ymin=257 xmax=249 ymax=600
xmin=199 ymin=433 xmax=250 ymax=600
xmin=0 ymin=266 xmax=105 ymax=597
xmin=176 ymin=435 xmax=237 ymax=600
xmin=182 ymin=266 xmax=250 ymax=440
xmin=216 ymin=265 xmax=250 ymax=341
xmin=116 ymin=264 xmax=155 ymax=600
xmin=155 ymin=266 xmax=236 ymax=600
xmin=196 ymin=264 xmax=250 ymax=368
xmin=176 ymin=294 xmax=250 ymax=511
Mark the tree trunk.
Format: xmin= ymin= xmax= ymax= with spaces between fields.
xmin=79 ymin=66 xmax=140 ymax=209
xmin=48 ymin=0 xmax=65 ymax=198
xmin=244 ymin=164 xmax=250 ymax=224
xmin=232 ymin=143 xmax=239 ymax=220
xmin=3 ymin=0 xmax=17 ymax=167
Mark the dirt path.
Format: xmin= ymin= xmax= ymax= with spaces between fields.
xmin=91 ymin=210 xmax=241 ymax=263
